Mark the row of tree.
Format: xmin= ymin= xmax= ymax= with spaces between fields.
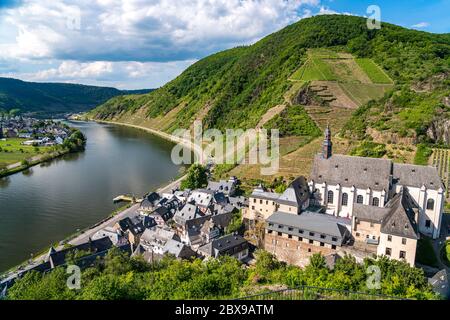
xmin=5 ymin=248 xmax=438 ymax=300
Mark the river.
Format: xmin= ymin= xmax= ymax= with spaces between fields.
xmin=0 ymin=121 xmax=184 ymax=272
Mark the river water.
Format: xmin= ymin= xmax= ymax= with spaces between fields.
xmin=0 ymin=121 xmax=183 ymax=272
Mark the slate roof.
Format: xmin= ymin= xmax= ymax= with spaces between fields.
xmin=266 ymin=211 xmax=351 ymax=246
xmin=380 ymin=189 xmax=419 ymax=239
xmin=199 ymin=234 xmax=248 ymax=258
xmin=163 ymin=239 xmax=196 ymax=259
xmin=393 ymin=163 xmax=444 ymax=190
xmin=353 ymin=203 xmax=390 ymax=223
xmin=277 ymin=176 xmax=310 ymax=207
xmin=310 ymin=154 xmax=392 ymax=191
xmin=188 ymin=189 xmax=214 ymax=208
xmin=207 ymin=180 xmax=235 ymax=195
xmin=250 ymin=190 xmax=280 ymax=201
xmin=174 ymin=203 xmax=203 ymax=225
xmin=46 ymin=237 xmax=114 ymax=267
xmin=428 ymin=269 xmax=449 ymax=299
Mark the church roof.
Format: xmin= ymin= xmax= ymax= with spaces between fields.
xmin=380 ymin=189 xmax=419 ymax=239
xmin=393 ymin=163 xmax=444 ymax=190
xmin=310 ymin=154 xmax=392 ymax=191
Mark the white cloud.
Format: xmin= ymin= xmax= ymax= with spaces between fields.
xmin=411 ymin=22 xmax=430 ymax=28
xmin=0 ymin=0 xmax=326 ymax=88
xmin=0 ymin=0 xmax=321 ymax=62
xmin=0 ymin=59 xmax=196 ymax=89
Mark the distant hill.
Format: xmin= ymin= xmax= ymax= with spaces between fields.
xmin=0 ymin=77 xmax=153 ymax=117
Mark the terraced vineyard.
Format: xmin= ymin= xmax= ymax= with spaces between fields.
xmin=289 ymin=49 xmax=394 ymax=109
xmin=431 ymin=148 xmax=450 ymax=197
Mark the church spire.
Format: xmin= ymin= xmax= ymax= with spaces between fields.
xmin=323 ymin=123 xmax=332 ymax=159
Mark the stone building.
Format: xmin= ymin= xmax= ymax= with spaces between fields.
xmin=309 ymin=126 xmax=444 ymax=239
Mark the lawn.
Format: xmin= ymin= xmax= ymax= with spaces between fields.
xmin=443 ymin=240 xmax=450 ymax=267
xmin=0 ymin=138 xmax=53 ymax=169
xmin=416 ymin=237 xmax=439 ymax=267
xmin=355 ymin=58 xmax=394 ymax=84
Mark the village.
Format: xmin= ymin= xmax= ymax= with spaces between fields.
xmin=0 ymin=115 xmax=71 ymax=147
xmin=1 ymin=126 xmax=449 ymax=298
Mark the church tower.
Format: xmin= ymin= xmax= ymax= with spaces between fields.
xmin=322 ymin=124 xmax=332 ymax=159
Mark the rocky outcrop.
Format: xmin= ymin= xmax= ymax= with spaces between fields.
xmin=427 ymin=118 xmax=450 ymax=144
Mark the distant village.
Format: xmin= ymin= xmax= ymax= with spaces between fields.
xmin=1 ymin=126 xmax=449 ymax=298
xmin=0 ymin=115 xmax=71 ymax=147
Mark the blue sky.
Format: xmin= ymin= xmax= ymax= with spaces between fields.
xmin=0 ymin=0 xmax=448 ymax=89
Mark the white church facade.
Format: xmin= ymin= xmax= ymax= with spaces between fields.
xmin=308 ymin=126 xmax=445 ymax=239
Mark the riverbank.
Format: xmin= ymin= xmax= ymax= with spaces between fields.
xmin=91 ymin=119 xmax=205 ymax=164
xmin=0 ymin=148 xmax=73 ymax=178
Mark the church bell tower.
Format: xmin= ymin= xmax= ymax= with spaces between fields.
xmin=323 ymin=124 xmax=332 ymax=159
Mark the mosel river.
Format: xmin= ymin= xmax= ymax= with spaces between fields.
xmin=0 ymin=121 xmax=184 ymax=272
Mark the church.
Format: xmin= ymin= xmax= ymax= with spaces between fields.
xmin=309 ymin=126 xmax=445 ymax=240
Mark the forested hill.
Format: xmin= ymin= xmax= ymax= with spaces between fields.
xmin=89 ymin=14 xmax=449 ymax=144
xmin=0 ymin=77 xmax=153 ymax=117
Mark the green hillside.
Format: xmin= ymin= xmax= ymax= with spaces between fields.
xmin=0 ymin=77 xmax=153 ymax=117
xmin=89 ymin=15 xmax=450 ymax=150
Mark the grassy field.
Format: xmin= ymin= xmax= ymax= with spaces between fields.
xmin=355 ymin=58 xmax=394 ymax=84
xmin=0 ymin=138 xmax=53 ymax=169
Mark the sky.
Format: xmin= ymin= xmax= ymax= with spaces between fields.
xmin=0 ymin=0 xmax=448 ymax=90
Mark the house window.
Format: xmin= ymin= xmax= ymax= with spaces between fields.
xmin=253 ymin=199 xmax=256 ymax=203
xmin=332 ymin=237 xmax=337 ymax=242
xmin=299 ymin=230 xmax=304 ymax=234
xmin=356 ymin=195 xmax=364 ymax=204
xmin=266 ymin=200 xmax=268 ymax=205
xmin=372 ymin=197 xmax=380 ymax=207
xmin=385 ymin=248 xmax=391 ymax=256
xmin=402 ymin=238 xmax=407 ymax=245
xmin=341 ymin=193 xmax=348 ymax=206
xmin=268 ymin=230 xmax=273 ymax=234
xmin=309 ymin=239 xmax=314 ymax=244
xmin=327 ymin=191 xmax=334 ymax=204
xmin=320 ymin=234 xmax=326 ymax=239
xmin=387 ymin=235 xmax=392 ymax=242
xmin=309 ymin=232 xmax=315 ymax=237
xmin=356 ymin=232 xmax=360 ymax=237
xmin=320 ymin=242 xmax=325 ymax=247
xmin=399 ymin=251 xmax=406 ymax=259
xmin=425 ymin=220 xmax=431 ymax=228
xmin=426 ymin=199 xmax=435 ymax=210
xmin=308 ymin=248 xmax=312 ymax=253
xmin=251 ymin=206 xmax=255 ymax=210
xmin=288 ymin=235 xmax=292 ymax=239
xmin=298 ymin=237 xmax=303 ymax=242
xmin=331 ymin=245 xmax=336 ymax=250
xmin=278 ymin=232 xmax=282 ymax=236
xmin=260 ymin=199 xmax=262 ymax=204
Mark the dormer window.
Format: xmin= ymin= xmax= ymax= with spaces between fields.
xmin=363 ymin=168 xmax=367 ymax=172
xmin=335 ymin=165 xmax=339 ymax=169
xmin=412 ymin=169 xmax=416 ymax=173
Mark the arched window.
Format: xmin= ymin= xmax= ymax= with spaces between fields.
xmin=426 ymin=199 xmax=435 ymax=210
xmin=327 ymin=191 xmax=334 ymax=204
xmin=372 ymin=197 xmax=380 ymax=207
xmin=356 ymin=195 xmax=364 ymax=204
xmin=341 ymin=193 xmax=348 ymax=206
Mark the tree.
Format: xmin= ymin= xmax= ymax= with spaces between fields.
xmin=180 ymin=164 xmax=208 ymax=190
